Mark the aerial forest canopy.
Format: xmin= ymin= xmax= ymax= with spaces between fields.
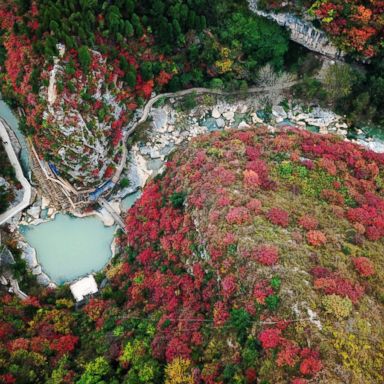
xmin=0 ymin=0 xmax=294 ymax=184
xmin=0 ymin=0 xmax=383 ymax=177
xmin=0 ymin=0 xmax=384 ymax=383
xmin=259 ymin=0 xmax=384 ymax=59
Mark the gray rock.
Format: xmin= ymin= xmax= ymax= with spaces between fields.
xmin=27 ymin=205 xmax=41 ymax=220
xmin=251 ymin=113 xmax=263 ymax=124
xmin=212 ymin=108 xmax=221 ymax=119
xmin=19 ymin=241 xmax=38 ymax=268
xmin=32 ymin=265 xmax=42 ymax=275
xmin=357 ymin=139 xmax=384 ymax=153
xmin=238 ymin=121 xmax=250 ymax=129
xmin=239 ymin=105 xmax=248 ymax=114
xmin=37 ymin=272 xmax=51 ymax=286
xmin=223 ymin=111 xmax=234 ymax=121
xmin=216 ymin=118 xmax=225 ymax=128
xmin=151 ymin=108 xmax=168 ymax=132
xmin=272 ymin=105 xmax=287 ymax=119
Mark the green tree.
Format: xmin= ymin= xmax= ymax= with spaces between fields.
xmin=78 ymin=46 xmax=91 ymax=73
xmin=77 ymin=357 xmax=111 ymax=384
xmin=140 ymin=62 xmax=153 ymax=81
xmin=324 ymin=63 xmax=356 ymax=104
xmin=220 ymin=13 xmax=289 ymax=71
xmin=124 ymin=20 xmax=134 ymax=37
xmin=210 ymin=78 xmax=224 ymax=90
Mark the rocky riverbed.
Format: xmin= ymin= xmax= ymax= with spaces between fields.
xmin=122 ymin=93 xmax=383 ymax=191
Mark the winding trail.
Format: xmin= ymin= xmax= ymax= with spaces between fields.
xmin=112 ymin=81 xmax=297 ymax=183
xmin=0 ymin=118 xmax=32 ymax=226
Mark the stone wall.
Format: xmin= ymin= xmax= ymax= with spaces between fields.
xmin=248 ymin=0 xmax=344 ymax=60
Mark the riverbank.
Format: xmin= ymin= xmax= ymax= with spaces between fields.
xmin=121 ymin=86 xmax=384 ymax=193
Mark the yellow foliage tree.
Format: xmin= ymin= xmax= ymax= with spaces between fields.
xmin=165 ymin=357 xmax=194 ymax=384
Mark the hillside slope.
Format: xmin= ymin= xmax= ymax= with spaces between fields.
xmin=1 ymin=126 xmax=384 ymax=383
xmin=116 ymin=126 xmax=384 ymax=383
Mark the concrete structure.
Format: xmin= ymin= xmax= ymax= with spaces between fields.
xmin=0 ymin=118 xmax=32 ymax=225
xmin=98 ymin=197 xmax=126 ymax=232
xmin=70 ymin=274 xmax=98 ymax=302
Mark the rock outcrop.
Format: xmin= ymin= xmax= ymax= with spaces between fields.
xmin=248 ymin=0 xmax=344 ymax=59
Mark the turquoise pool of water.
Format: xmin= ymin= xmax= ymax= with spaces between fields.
xmin=20 ymin=214 xmax=116 ymax=284
xmin=121 ymin=190 xmax=141 ymax=211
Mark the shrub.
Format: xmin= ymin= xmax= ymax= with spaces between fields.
xmin=243 ymin=170 xmax=261 ymax=190
xmin=306 ymin=230 xmax=327 ymax=246
xmin=266 ymin=208 xmax=290 ymax=227
xmin=253 ymin=244 xmax=279 ymax=266
xmin=213 ymin=301 xmax=229 ymax=326
xmin=229 ymin=308 xmax=252 ymax=336
xmin=119 ymin=178 xmax=130 ymax=188
xmin=324 ymin=63 xmax=355 ymax=104
xmin=300 ymin=356 xmax=323 ymax=376
xmin=314 ymin=277 xmax=364 ymax=303
xmin=259 ymin=328 xmax=282 ymax=349
xmin=246 ymin=198 xmax=262 ymax=213
xmin=322 ymin=294 xmax=353 ymax=319
xmin=226 ymin=207 xmax=250 ymax=225
xmin=352 ymin=257 xmax=375 ymax=277
xmin=291 ymin=378 xmax=308 ymax=384
xmin=169 ymin=191 xmax=187 ymax=209
xmin=222 ymin=275 xmax=238 ymax=298
xmin=165 ymin=357 xmax=193 ymax=384
xmin=293 ymin=76 xmax=326 ymax=101
xmin=253 ymin=280 xmax=274 ymax=304
xmin=298 ymin=215 xmax=318 ymax=230
xmin=265 ymin=294 xmax=280 ymax=311
xmin=277 ymin=342 xmax=300 ymax=367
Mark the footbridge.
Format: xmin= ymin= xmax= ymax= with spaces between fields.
xmin=98 ymin=197 xmax=126 ymax=233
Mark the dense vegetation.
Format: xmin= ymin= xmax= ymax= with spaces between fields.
xmin=0 ymin=0 xmax=292 ymax=184
xmin=0 ymin=144 xmax=17 ymax=214
xmin=291 ymin=57 xmax=384 ymax=128
xmin=0 ymin=0 xmax=383 ymax=185
xmin=1 ymin=127 xmax=384 ymax=383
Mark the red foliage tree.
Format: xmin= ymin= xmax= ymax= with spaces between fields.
xmin=259 ymin=328 xmax=282 ymax=349
xmin=267 ymin=208 xmax=290 ymax=227
xmin=352 ymin=257 xmax=375 ymax=277
xmin=306 ymin=230 xmax=327 ymax=246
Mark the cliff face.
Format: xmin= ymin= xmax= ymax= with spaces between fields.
xmin=248 ymin=0 xmax=344 ymax=59
xmin=38 ymin=49 xmax=125 ymax=187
